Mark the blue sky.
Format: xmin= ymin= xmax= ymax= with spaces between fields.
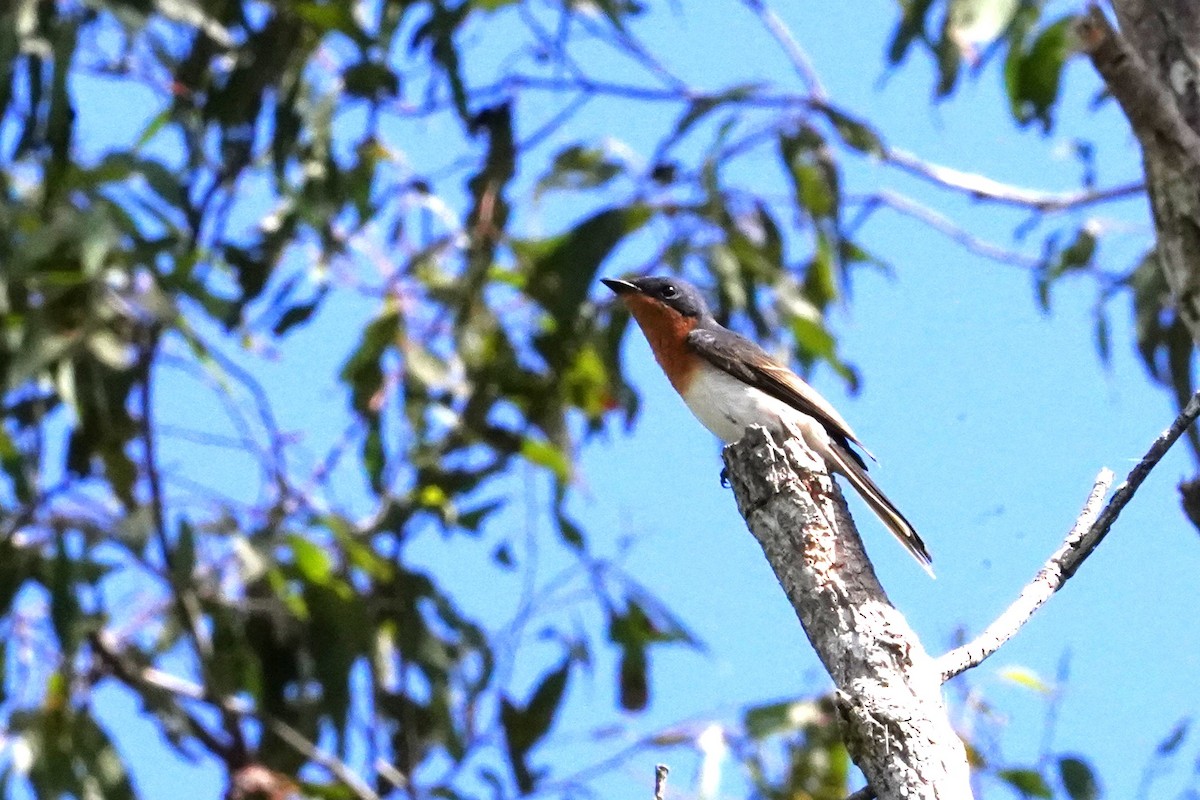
xmin=45 ymin=1 xmax=1200 ymax=798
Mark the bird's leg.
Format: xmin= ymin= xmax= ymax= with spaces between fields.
xmin=720 ymin=467 xmax=730 ymax=488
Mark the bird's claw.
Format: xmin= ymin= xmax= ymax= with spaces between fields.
xmin=720 ymin=468 xmax=730 ymax=488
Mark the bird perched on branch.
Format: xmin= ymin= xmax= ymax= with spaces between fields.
xmin=602 ymin=275 xmax=932 ymax=575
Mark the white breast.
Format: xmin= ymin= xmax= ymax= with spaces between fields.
xmin=680 ymin=365 xmax=829 ymax=451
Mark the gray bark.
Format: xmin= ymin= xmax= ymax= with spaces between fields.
xmin=1080 ymin=2 xmax=1200 ymax=343
xmin=722 ymin=426 xmax=972 ymax=800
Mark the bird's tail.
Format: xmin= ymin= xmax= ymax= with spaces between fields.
xmin=823 ymin=444 xmax=935 ymax=577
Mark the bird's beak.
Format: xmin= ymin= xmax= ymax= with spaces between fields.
xmin=601 ymin=277 xmax=639 ymax=295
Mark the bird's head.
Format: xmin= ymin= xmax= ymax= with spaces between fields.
xmin=601 ymin=276 xmax=711 ymax=320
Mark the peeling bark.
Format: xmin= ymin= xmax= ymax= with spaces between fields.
xmin=722 ymin=426 xmax=972 ymax=800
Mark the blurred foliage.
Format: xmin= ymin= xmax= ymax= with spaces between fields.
xmin=0 ymin=0 xmax=1182 ymax=797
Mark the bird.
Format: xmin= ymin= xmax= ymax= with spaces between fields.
xmin=601 ymin=275 xmax=933 ymax=575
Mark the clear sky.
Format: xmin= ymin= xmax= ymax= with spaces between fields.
xmin=53 ymin=1 xmax=1200 ymax=798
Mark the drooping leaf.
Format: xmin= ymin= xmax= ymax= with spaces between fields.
xmin=1058 ymin=756 xmax=1100 ymax=800
xmin=519 ymin=204 xmax=653 ymax=332
xmin=501 ymin=658 xmax=572 ymax=794
xmin=998 ymin=768 xmax=1053 ymax=799
xmin=535 ymin=144 xmax=624 ymax=198
xmin=1006 ymin=16 xmax=1072 ymax=132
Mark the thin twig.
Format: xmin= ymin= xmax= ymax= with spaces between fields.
xmin=939 ymin=388 xmax=1200 ymax=681
xmin=90 ymin=631 xmax=381 ymax=800
xmin=496 ymin=73 xmax=816 ymax=109
xmin=937 ymin=472 xmax=1111 ymax=682
xmin=885 ymin=147 xmax=1144 ymax=212
xmin=852 ymin=190 xmax=1043 ymax=268
xmin=138 ymin=334 xmax=247 ymax=757
xmin=740 ymin=0 xmax=827 ymax=101
xmin=90 ymin=630 xmax=234 ymax=761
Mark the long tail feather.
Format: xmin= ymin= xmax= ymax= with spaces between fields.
xmin=823 ymin=443 xmax=935 ymax=577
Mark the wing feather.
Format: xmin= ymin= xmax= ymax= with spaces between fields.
xmin=685 ymin=327 xmax=873 ymax=463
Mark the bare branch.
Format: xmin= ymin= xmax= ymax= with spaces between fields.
xmin=939 ymin=388 xmax=1200 ymax=681
xmin=740 ymin=0 xmax=827 ymax=101
xmin=885 ymin=147 xmax=1144 ymax=212
xmin=723 ymin=425 xmax=973 ymax=798
xmin=936 ymin=471 xmax=1112 ymax=682
xmin=852 ymin=190 xmax=1043 ymax=268
xmin=497 ymin=73 xmax=816 ymax=108
xmin=654 ymin=764 xmax=670 ymax=800
xmin=90 ymin=631 xmax=381 ymax=800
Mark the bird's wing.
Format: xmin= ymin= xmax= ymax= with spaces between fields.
xmin=685 ymin=327 xmax=873 ymax=461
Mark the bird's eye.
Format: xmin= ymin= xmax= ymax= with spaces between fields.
xmin=660 ymin=284 xmax=678 ymax=299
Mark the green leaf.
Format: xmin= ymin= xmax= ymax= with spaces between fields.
xmin=1093 ymin=306 xmax=1112 ymax=366
xmin=272 ymin=289 xmax=328 ymax=336
xmin=535 ymin=144 xmax=623 ymax=198
xmin=501 ymin=657 xmax=571 ymax=774
xmin=305 ymin=580 xmax=369 ymax=742
xmin=744 ymin=698 xmax=819 ymax=740
xmin=1007 ymin=16 xmax=1073 ymax=132
xmin=518 ymin=204 xmax=653 ymax=330
xmin=411 ymin=2 xmax=472 ymax=122
xmin=500 ymin=657 xmax=572 ymax=793
xmin=343 ymin=62 xmax=400 ymax=101
xmin=290 ymin=535 xmax=335 ymax=586
xmin=341 ymin=305 xmax=401 ymax=416
xmin=0 ymin=428 xmax=32 ymax=503
xmin=780 ymin=128 xmax=839 ymax=221
xmin=665 ymin=84 xmax=765 ymax=152
xmin=73 ymin=713 xmax=138 ymax=800
xmin=998 ymin=768 xmax=1052 ymax=799
xmin=617 ymin=645 xmax=648 ymax=712
xmin=817 ymin=105 xmax=885 ymax=156
xmin=49 ymin=532 xmax=82 ymax=655
xmin=1058 ymin=756 xmax=1100 ymax=800
xmin=296 ymin=1 xmax=371 ymax=43
xmin=519 ymin=437 xmax=571 ymax=481
xmin=887 ymin=0 xmax=937 ymax=66
xmin=172 ymin=518 xmax=197 ymax=587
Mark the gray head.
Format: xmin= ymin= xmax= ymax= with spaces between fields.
xmin=600 ymin=276 xmax=712 ymax=319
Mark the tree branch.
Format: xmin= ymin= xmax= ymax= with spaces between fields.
xmin=884 ymin=147 xmax=1144 ymax=212
xmin=722 ymin=425 xmax=973 ymax=800
xmin=851 ymin=190 xmax=1043 ymax=269
xmin=89 ymin=631 xmax=381 ymax=800
xmin=1077 ymin=5 xmax=1200 ymax=169
xmin=740 ymin=0 xmax=827 ymax=101
xmin=936 ymin=472 xmax=1112 ymax=682
xmin=1078 ymin=2 xmax=1200 ymax=344
xmin=653 ymin=764 xmax=669 ymax=800
xmin=938 ymin=388 xmax=1200 ymax=681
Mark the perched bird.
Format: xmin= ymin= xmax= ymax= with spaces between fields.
xmin=602 ymin=275 xmax=932 ymax=574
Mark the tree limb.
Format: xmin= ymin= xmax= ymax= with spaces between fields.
xmin=1079 ymin=2 xmax=1200 ymax=345
xmin=1077 ymin=6 xmax=1200 ymax=170
xmin=89 ymin=631 xmax=381 ymax=800
xmin=723 ymin=425 xmax=973 ymax=800
xmin=884 ymin=147 xmax=1144 ymax=212
xmin=653 ymin=764 xmax=669 ymax=800
xmin=740 ymin=0 xmax=827 ymax=101
xmin=851 ymin=190 xmax=1043 ymax=268
xmin=938 ymin=388 xmax=1200 ymax=681
xmin=936 ymin=472 xmax=1111 ymax=682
